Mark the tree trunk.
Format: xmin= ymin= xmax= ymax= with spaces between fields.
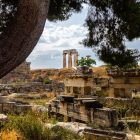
xmin=0 ymin=0 xmax=50 ymax=78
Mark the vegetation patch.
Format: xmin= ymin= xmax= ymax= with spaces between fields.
xmin=1 ymin=112 xmax=83 ymax=140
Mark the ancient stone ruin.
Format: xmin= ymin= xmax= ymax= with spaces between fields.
xmin=0 ymin=49 xmax=140 ymax=139
xmin=63 ymin=49 xmax=78 ymax=68
xmin=0 ymin=61 xmax=31 ymax=84
xmin=49 ymin=72 xmax=118 ymax=128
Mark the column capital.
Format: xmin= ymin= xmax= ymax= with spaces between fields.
xmin=63 ymin=53 xmax=67 ymax=55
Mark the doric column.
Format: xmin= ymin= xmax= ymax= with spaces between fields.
xmin=63 ymin=53 xmax=67 ymax=68
xmin=74 ymin=52 xmax=78 ymax=67
xmin=68 ymin=53 xmax=72 ymax=68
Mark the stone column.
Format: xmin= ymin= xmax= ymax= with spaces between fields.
xmin=74 ymin=52 xmax=78 ymax=67
xmin=68 ymin=53 xmax=72 ymax=68
xmin=63 ymin=53 xmax=67 ymax=68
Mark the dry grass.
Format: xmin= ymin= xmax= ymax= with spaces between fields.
xmin=31 ymin=68 xmax=76 ymax=81
xmin=0 ymin=130 xmax=24 ymax=140
xmin=92 ymin=66 xmax=109 ymax=77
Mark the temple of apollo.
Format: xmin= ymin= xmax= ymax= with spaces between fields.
xmin=63 ymin=49 xmax=78 ymax=68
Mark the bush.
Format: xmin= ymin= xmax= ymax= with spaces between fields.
xmin=50 ymin=126 xmax=83 ymax=140
xmin=3 ymin=113 xmax=83 ymax=140
xmin=3 ymin=115 xmax=49 ymax=140
xmin=44 ymin=78 xmax=52 ymax=84
xmin=77 ymin=56 xmax=96 ymax=67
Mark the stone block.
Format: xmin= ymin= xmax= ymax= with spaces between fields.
xmin=92 ymin=108 xmax=118 ymax=128
xmin=84 ymin=129 xmax=127 ymax=140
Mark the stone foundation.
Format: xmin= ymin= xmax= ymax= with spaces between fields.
xmin=99 ymin=97 xmax=140 ymax=110
xmin=84 ymin=129 xmax=127 ymax=140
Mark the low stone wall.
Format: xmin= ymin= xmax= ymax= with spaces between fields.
xmin=0 ymin=102 xmax=32 ymax=114
xmin=0 ymin=81 xmax=64 ymax=95
xmin=84 ymin=129 xmax=127 ymax=140
xmin=0 ymin=102 xmax=47 ymax=114
xmin=99 ymin=97 xmax=140 ymax=110
xmin=0 ymin=82 xmax=47 ymax=94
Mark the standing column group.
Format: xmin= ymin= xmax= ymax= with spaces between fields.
xmin=63 ymin=49 xmax=78 ymax=68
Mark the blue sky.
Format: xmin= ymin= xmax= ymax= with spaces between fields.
xmin=27 ymin=5 xmax=140 ymax=69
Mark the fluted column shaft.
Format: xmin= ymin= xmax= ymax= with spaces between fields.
xmin=63 ymin=53 xmax=67 ymax=68
xmin=68 ymin=53 xmax=72 ymax=68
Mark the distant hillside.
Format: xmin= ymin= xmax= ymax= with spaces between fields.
xmin=31 ymin=68 xmax=76 ymax=81
xmin=92 ymin=66 xmax=108 ymax=77
xmin=31 ymin=66 xmax=109 ymax=82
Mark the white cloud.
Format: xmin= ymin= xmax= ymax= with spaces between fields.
xmin=27 ymin=2 xmax=140 ymax=69
xmin=28 ymin=20 xmax=88 ymax=65
xmin=27 ymin=5 xmax=91 ymax=69
xmin=27 ymin=19 xmax=93 ymax=69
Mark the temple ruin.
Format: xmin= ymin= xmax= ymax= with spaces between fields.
xmin=63 ymin=49 xmax=78 ymax=68
xmin=49 ymin=70 xmax=118 ymax=128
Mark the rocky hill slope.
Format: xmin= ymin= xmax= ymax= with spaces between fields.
xmin=31 ymin=68 xmax=76 ymax=81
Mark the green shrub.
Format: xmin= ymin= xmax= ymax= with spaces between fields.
xmin=4 ymin=115 xmax=49 ymax=140
xmin=50 ymin=126 xmax=83 ymax=140
xmin=127 ymin=121 xmax=140 ymax=135
xmin=3 ymin=113 xmax=83 ymax=140
xmin=44 ymin=78 xmax=52 ymax=84
xmin=77 ymin=56 xmax=96 ymax=67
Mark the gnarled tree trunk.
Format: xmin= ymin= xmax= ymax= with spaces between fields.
xmin=0 ymin=0 xmax=49 ymax=78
